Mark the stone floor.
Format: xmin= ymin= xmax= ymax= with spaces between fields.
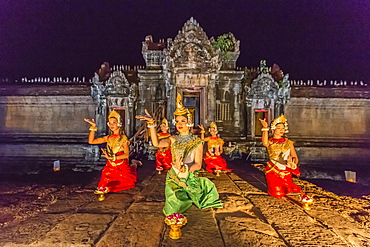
xmin=0 ymin=159 xmax=370 ymax=246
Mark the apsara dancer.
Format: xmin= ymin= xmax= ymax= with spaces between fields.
xmin=199 ymin=122 xmax=231 ymax=175
xmin=84 ymin=110 xmax=137 ymax=201
xmin=259 ymin=115 xmax=313 ymax=204
xmin=136 ymin=93 xmax=222 ymax=218
xmin=155 ymin=118 xmax=172 ymax=173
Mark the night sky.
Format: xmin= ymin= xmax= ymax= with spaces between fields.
xmin=0 ymin=0 xmax=369 ymax=81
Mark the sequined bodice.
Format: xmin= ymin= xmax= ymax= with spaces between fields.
xmin=171 ymin=134 xmax=203 ymax=164
xmin=207 ymin=137 xmax=224 ymax=148
xmin=107 ymin=134 xmax=129 ymax=155
xmin=267 ymin=137 xmax=293 ymax=163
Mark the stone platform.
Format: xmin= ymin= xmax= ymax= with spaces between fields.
xmin=0 ymin=160 xmax=370 ymax=246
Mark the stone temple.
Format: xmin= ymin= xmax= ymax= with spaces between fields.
xmin=91 ymin=17 xmax=291 ymax=141
xmin=0 ymin=18 xmax=369 ymax=184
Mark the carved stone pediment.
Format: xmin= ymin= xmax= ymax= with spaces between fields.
xmin=247 ymin=72 xmax=279 ymax=100
xmin=106 ymin=70 xmax=131 ymax=96
xmin=277 ymin=73 xmax=291 ymax=105
xmin=163 ymin=17 xmax=221 ymax=73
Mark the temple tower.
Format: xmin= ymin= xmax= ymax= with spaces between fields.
xmin=162 ymin=17 xmax=222 ymax=128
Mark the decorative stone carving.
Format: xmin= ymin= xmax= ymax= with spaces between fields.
xmin=278 ymin=73 xmax=291 ymax=105
xmin=106 ymin=70 xmax=131 ymax=96
xmin=163 ymin=17 xmax=221 ymax=74
xmin=162 ymin=17 xmax=221 ymax=125
xmin=91 ymin=73 xmax=107 ymax=135
xmin=248 ymin=73 xmax=278 ymax=99
xmin=232 ymin=81 xmax=242 ymax=127
xmin=142 ymin=35 xmax=165 ymax=68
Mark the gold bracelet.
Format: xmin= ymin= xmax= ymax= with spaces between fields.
xmin=261 ymin=127 xmax=270 ymax=131
xmin=147 ymin=119 xmax=157 ymax=128
xmin=108 ymin=155 xmax=116 ymax=161
xmin=89 ymin=126 xmax=98 ymax=131
xmin=200 ymin=130 xmax=205 ymax=133
xmin=147 ymin=119 xmax=155 ymax=125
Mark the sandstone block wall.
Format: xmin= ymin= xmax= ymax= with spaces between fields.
xmin=0 ymin=91 xmax=96 ymax=171
xmin=285 ymin=97 xmax=370 ymax=141
xmin=284 ymin=97 xmax=370 ymax=174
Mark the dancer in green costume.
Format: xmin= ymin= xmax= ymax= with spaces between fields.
xmin=136 ymin=93 xmax=222 ymax=216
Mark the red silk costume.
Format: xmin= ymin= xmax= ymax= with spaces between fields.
xmin=265 ymin=137 xmax=303 ymax=199
xmin=155 ymin=132 xmax=172 ymax=170
xmin=204 ymin=136 xmax=231 ymax=173
xmin=97 ymin=134 xmax=137 ymax=192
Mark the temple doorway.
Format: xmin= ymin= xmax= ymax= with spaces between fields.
xmin=182 ymin=90 xmax=201 ymax=128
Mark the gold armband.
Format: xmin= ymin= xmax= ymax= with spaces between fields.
xmin=89 ymin=126 xmax=98 ymax=131
xmin=261 ymin=127 xmax=270 ymax=132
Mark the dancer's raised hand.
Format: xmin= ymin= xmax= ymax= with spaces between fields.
xmin=258 ymin=118 xmax=268 ymax=128
xmin=84 ymin=118 xmax=96 ymax=126
xmin=135 ymin=109 xmax=153 ymax=122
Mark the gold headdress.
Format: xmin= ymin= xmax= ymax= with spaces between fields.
xmin=270 ymin=114 xmax=288 ymax=133
xmin=108 ymin=110 xmax=122 ymax=127
xmin=209 ymin=122 xmax=218 ymax=133
xmin=173 ymin=93 xmax=193 ymax=127
xmin=161 ymin=118 xmax=169 ymax=129
xmin=174 ymin=93 xmax=189 ymax=116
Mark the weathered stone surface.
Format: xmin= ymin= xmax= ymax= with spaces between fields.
xmin=44 ymin=191 xmax=95 ymax=214
xmin=1 ymin=160 xmax=370 ymax=246
xmin=0 ymin=214 xmax=67 ymax=246
xmin=286 ymin=97 xmax=370 ymax=142
xmin=162 ymin=206 xmax=224 ymax=247
xmin=246 ymin=194 xmax=348 ymax=246
xmin=30 ymin=213 xmax=115 ymax=247
xmin=96 ymin=202 xmax=165 ymax=247
xmin=216 ymin=191 xmax=285 ymax=246
xmin=219 ymin=216 xmax=286 ymax=247
xmin=216 ymin=193 xmax=253 ymax=213
xmin=307 ymin=207 xmax=370 ymax=246
xmin=225 ymin=169 xmax=370 ymax=246
xmin=138 ymin=171 xmax=166 ymax=202
xmin=79 ymin=192 xmax=135 ymax=214
xmin=200 ymin=172 xmax=241 ymax=194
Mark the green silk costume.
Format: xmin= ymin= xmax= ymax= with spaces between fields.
xmin=163 ymin=134 xmax=223 ymax=216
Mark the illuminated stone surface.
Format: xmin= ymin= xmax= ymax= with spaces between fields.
xmin=0 ymin=160 xmax=369 ymax=246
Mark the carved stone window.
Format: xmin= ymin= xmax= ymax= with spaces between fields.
xmin=216 ymin=102 xmax=230 ymax=121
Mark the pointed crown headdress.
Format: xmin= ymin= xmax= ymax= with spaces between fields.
xmin=270 ymin=114 xmax=289 ymax=133
xmin=173 ymin=93 xmax=193 ymax=127
xmin=161 ymin=118 xmax=169 ymax=128
xmin=209 ymin=122 xmax=218 ymax=132
xmin=108 ymin=110 xmax=122 ymax=127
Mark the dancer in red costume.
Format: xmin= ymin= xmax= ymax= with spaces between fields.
xmin=155 ymin=118 xmax=172 ymax=173
xmin=199 ymin=122 xmax=231 ymax=174
xmin=84 ymin=110 xmax=137 ymax=201
xmin=259 ymin=115 xmax=312 ymax=203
